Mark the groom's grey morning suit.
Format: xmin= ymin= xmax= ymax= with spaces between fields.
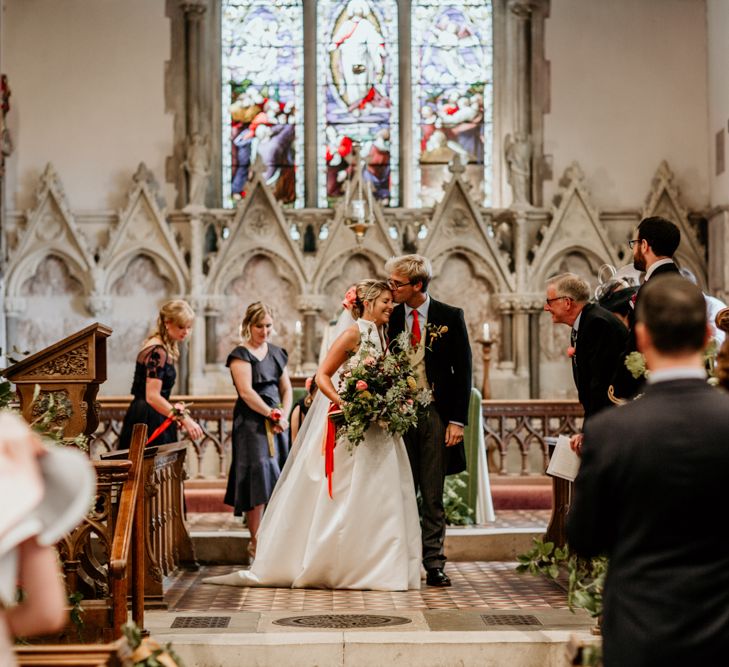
xmin=389 ymin=296 xmax=472 ymax=571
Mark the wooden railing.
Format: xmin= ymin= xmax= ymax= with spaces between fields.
xmin=15 ymin=640 xmax=130 ymax=666
xmin=92 ymin=396 xmax=584 ymax=478
xmin=109 ymin=423 xmax=147 ymax=634
xmin=101 ymin=441 xmax=197 ymax=608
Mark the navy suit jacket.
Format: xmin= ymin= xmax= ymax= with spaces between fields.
xmin=567 ymin=379 xmax=729 ymax=667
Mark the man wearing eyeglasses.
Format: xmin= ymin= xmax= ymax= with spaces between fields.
xmin=630 ymin=216 xmax=680 ymax=283
xmin=386 ymin=254 xmax=472 ymax=588
xmin=612 ymin=216 xmax=682 ymax=401
xmin=544 ymin=273 xmax=627 ymax=453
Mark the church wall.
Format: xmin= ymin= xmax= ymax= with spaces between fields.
xmin=2 ymin=0 xmax=173 ymax=211
xmin=544 ymin=0 xmax=709 ymax=211
xmin=707 ymin=0 xmax=729 ymax=207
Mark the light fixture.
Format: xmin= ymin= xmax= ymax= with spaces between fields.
xmin=343 ymin=142 xmax=374 ymax=243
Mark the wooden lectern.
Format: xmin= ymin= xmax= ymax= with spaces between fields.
xmin=2 ymin=322 xmax=112 ymax=439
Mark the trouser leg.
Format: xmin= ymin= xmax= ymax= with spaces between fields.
xmin=404 ymin=406 xmax=447 ymax=570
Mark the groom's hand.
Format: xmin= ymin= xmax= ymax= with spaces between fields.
xmin=445 ymin=423 xmax=464 ymax=447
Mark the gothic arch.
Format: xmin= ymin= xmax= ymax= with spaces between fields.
xmin=7 ymin=250 xmax=92 ymax=298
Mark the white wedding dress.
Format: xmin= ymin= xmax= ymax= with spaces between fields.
xmin=204 ymin=318 xmax=421 ymax=590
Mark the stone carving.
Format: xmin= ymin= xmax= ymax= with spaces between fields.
xmin=26 ymin=346 xmax=89 ymax=377
xmin=20 ymin=256 xmax=84 ymax=296
xmin=505 ymin=133 xmax=531 ymax=205
xmin=184 ymin=133 xmax=210 ymax=207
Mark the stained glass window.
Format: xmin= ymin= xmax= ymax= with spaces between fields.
xmin=317 ymin=0 xmax=399 ymax=207
xmin=412 ymin=0 xmax=493 ymax=206
xmin=221 ymin=0 xmax=304 ymax=208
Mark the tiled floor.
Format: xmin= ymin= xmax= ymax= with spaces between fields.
xmin=165 ymin=561 xmax=568 ymax=613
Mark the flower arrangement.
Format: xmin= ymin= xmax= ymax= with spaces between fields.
xmin=265 ymin=406 xmax=283 ymax=456
xmin=334 ymin=331 xmax=433 ymax=448
xmin=624 ymin=351 xmax=647 ymax=380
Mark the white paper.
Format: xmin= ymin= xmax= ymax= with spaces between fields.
xmin=546 ymin=434 xmax=581 ymax=482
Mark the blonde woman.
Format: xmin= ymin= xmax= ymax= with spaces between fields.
xmin=224 ymin=302 xmax=293 ymax=558
xmin=119 ymin=300 xmax=203 ymax=449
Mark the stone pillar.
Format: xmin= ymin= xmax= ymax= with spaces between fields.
xmin=181 ymin=0 xmax=206 ymax=135
xmin=496 ymin=298 xmax=515 ymax=365
xmin=303 ymin=0 xmax=318 ymax=207
xmin=3 ymin=297 xmax=25 ymax=364
xmin=187 ymin=214 xmax=206 ymax=394
xmin=509 ymin=1 xmax=532 ymax=145
xmin=297 ymin=294 xmax=327 ymax=375
xmin=398 ymin=0 xmax=412 ymax=208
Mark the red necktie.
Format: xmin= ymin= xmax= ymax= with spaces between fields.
xmin=411 ymin=309 xmax=421 ymax=346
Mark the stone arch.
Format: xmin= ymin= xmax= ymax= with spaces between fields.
xmin=104 ymin=249 xmax=185 ymax=296
xmin=214 ymin=252 xmax=302 ymax=363
xmin=7 ymin=250 xmax=92 ymax=298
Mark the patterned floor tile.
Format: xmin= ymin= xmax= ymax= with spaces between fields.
xmin=166 ymin=561 xmax=568 ymax=612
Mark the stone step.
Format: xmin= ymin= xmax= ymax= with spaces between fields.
xmin=146 ymin=610 xmax=597 ymax=667
xmin=190 ymin=525 xmax=544 ymax=564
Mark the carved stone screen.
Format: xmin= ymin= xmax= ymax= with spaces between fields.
xmin=221 ymin=0 xmax=304 ymax=208
xmin=412 ymin=0 xmax=493 ymax=207
xmin=317 ymin=0 xmax=399 ymax=207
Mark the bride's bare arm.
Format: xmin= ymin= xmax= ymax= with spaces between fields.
xmin=316 ymin=325 xmax=359 ymax=407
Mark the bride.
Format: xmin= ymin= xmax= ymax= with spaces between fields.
xmin=203 ymin=280 xmax=421 ymax=590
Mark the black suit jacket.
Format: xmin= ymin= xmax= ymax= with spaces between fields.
xmin=567 ymin=379 xmax=729 ymax=667
xmin=573 ymin=303 xmax=628 ymax=420
xmin=389 ymin=298 xmax=472 ymax=474
xmin=612 ymin=261 xmax=681 ymax=399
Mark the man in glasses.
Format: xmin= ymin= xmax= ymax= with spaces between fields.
xmin=613 ymin=216 xmax=682 ymax=400
xmin=544 ymin=273 xmax=627 ymax=454
xmin=386 ymin=254 xmax=472 ymax=587
xmin=630 ymin=216 xmax=680 ymax=284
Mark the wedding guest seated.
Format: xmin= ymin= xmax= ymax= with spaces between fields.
xmin=567 ymin=276 xmax=729 ymax=667
xmin=290 ymin=376 xmax=318 ymax=444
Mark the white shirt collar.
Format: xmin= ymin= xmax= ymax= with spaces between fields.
xmin=404 ymin=295 xmax=430 ymax=323
xmin=572 ymin=308 xmax=583 ymax=333
xmin=647 ymin=366 xmax=706 ymax=384
xmin=645 ymin=258 xmax=675 ymax=281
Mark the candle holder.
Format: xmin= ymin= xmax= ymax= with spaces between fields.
xmin=479 ymin=336 xmax=494 ymax=400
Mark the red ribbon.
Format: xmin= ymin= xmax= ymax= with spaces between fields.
xmin=325 ymin=404 xmax=339 ymax=499
xmin=146 ymin=416 xmax=174 ymax=446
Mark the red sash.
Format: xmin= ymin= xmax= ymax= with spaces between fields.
xmin=324 ymin=404 xmax=341 ymax=499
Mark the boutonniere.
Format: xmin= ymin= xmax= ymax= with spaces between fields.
xmin=427 ymin=324 xmax=448 ymax=343
xmin=566 ymin=346 xmax=576 ymax=358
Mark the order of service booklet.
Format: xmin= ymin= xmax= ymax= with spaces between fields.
xmin=545 ymin=434 xmax=581 ymax=482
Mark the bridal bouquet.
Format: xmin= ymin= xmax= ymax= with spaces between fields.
xmin=335 ymin=331 xmax=433 ymax=447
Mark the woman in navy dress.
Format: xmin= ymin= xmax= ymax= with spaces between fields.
xmin=119 ymin=300 xmax=203 ymax=449
xmin=225 ymin=302 xmax=292 ymax=559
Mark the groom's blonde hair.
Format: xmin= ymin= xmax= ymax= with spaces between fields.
xmin=385 ymin=254 xmax=432 ymax=292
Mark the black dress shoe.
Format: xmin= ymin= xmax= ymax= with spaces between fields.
xmin=425 ymin=567 xmax=451 ymax=587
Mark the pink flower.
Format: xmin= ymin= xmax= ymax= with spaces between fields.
xmin=364 ymin=356 xmax=376 ymax=366
xmin=406 ymin=399 xmax=414 ymax=405
xmin=269 ymin=408 xmax=283 ymax=422
xmin=342 ymin=286 xmax=358 ymax=311
xmin=355 ymin=380 xmax=368 ymax=391
xmin=566 ymin=346 xmax=576 ymax=358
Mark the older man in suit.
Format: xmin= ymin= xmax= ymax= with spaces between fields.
xmin=544 ymin=273 xmax=627 ymax=453
xmin=567 ymin=276 xmax=729 ymax=667
xmin=386 ymin=254 xmax=472 ymax=587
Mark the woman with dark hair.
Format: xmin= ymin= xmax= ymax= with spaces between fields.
xmin=289 ymin=376 xmax=318 ymax=444
xmin=119 ymin=299 xmax=203 ymax=449
xmin=224 ymin=302 xmax=293 ymax=560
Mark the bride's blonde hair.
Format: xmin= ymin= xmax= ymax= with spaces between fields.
xmin=350 ymin=280 xmax=391 ymax=320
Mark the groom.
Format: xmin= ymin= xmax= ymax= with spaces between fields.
xmin=386 ymin=254 xmax=472 ymax=587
